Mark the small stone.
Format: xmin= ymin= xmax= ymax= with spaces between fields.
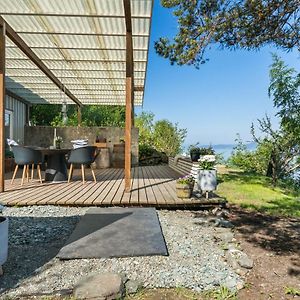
xmin=225 ymin=251 xmax=240 ymax=270
xmin=125 ymin=279 xmax=143 ymax=294
xmin=237 ymin=252 xmax=253 ymax=269
xmin=73 ymin=273 xmax=125 ymax=300
xmin=216 ymin=218 xmax=234 ymax=228
xmin=226 ymin=249 xmax=253 ymax=270
xmin=215 ymin=231 xmax=234 ymax=243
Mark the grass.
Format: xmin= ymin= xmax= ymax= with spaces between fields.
xmin=126 ymin=287 xmax=237 ymax=300
xmin=217 ymin=168 xmax=300 ymax=218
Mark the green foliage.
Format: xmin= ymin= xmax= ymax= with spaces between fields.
xmin=31 ymin=104 xmax=62 ymax=126
xmin=152 ymin=120 xmax=187 ymax=156
xmin=199 ymin=160 xmax=215 ymax=170
xmin=138 ymin=144 xmax=168 ymax=166
xmin=155 ymin=0 xmax=300 ymax=68
xmin=269 ymin=54 xmax=300 ymax=138
xmin=285 ymin=286 xmax=300 ymax=296
xmin=228 ymin=134 xmax=259 ymax=172
xmin=135 ymin=111 xmax=187 ymax=157
xmin=199 ymin=147 xmax=215 ymax=155
xmin=5 ymin=149 xmax=13 ymax=158
xmin=204 ymin=286 xmax=237 ymax=300
xmin=31 ymin=104 xmax=125 ymax=127
xmin=135 ymin=111 xmax=154 ymax=145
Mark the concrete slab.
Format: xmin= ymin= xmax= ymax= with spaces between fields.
xmin=57 ymin=207 xmax=168 ymax=259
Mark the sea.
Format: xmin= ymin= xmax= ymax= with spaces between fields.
xmin=183 ymin=142 xmax=257 ymax=161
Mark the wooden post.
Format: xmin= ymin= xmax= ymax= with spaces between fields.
xmin=77 ymin=105 xmax=82 ymax=126
xmin=0 ymin=22 xmax=5 ymax=192
xmin=124 ymin=0 xmax=134 ymax=193
xmin=125 ymin=76 xmax=132 ymax=192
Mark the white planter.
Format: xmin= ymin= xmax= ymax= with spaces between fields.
xmin=0 ymin=217 xmax=8 ymax=266
xmin=197 ymin=169 xmax=217 ymax=192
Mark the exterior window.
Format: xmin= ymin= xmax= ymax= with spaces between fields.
xmin=5 ymin=110 xmax=13 ymax=140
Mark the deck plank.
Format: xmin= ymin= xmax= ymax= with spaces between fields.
xmin=0 ymin=166 xmax=226 ymax=208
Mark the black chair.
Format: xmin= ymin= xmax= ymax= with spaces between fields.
xmin=11 ymin=146 xmax=43 ymax=185
xmin=68 ymin=146 xmax=98 ymax=183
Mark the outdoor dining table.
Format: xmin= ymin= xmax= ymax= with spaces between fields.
xmin=38 ymin=148 xmax=71 ymax=182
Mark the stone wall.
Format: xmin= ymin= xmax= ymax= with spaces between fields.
xmin=24 ymin=126 xmax=139 ymax=166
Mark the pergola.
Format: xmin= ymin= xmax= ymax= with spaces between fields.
xmin=0 ymin=0 xmax=153 ymax=192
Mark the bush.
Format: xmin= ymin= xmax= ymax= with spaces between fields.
xmin=139 ymin=144 xmax=168 ymax=166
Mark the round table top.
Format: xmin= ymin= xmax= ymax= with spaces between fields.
xmin=31 ymin=147 xmax=72 ymax=155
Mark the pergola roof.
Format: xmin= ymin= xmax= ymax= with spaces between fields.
xmin=1 ymin=0 xmax=153 ymax=106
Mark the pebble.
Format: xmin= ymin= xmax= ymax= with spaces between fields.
xmin=0 ymin=206 xmax=243 ymax=298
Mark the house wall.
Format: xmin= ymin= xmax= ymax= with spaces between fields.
xmin=24 ymin=126 xmax=139 ymax=166
xmin=5 ymin=94 xmax=27 ymax=144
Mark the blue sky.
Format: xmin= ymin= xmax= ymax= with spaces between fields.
xmin=136 ymin=1 xmax=300 ymax=147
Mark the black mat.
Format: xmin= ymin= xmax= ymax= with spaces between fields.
xmin=57 ymin=207 xmax=168 ymax=259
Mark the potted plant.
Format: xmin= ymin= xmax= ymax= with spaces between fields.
xmin=188 ymin=143 xmax=201 ymax=162
xmin=5 ymin=149 xmax=15 ymax=173
xmin=176 ymin=175 xmax=194 ymax=198
xmin=55 ymin=136 xmax=63 ymax=149
xmin=0 ymin=204 xmax=8 ymax=272
xmin=197 ymin=154 xmax=217 ymax=198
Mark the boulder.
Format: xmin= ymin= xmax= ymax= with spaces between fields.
xmin=226 ymin=249 xmax=253 ymax=270
xmin=125 ymin=279 xmax=143 ymax=294
xmin=73 ymin=273 xmax=125 ymax=300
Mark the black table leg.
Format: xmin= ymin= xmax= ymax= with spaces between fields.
xmin=45 ymin=154 xmax=68 ymax=182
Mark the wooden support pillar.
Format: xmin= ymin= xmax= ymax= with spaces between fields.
xmin=124 ymin=0 xmax=134 ymax=193
xmin=0 ymin=23 xmax=5 ymax=192
xmin=125 ymin=76 xmax=133 ymax=192
xmin=77 ymin=105 xmax=82 ymax=126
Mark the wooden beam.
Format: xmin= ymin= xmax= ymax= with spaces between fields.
xmin=0 ymin=16 xmax=83 ymax=107
xmin=0 ymin=23 xmax=5 ymax=192
xmin=124 ymin=0 xmax=134 ymax=193
xmin=125 ymin=76 xmax=132 ymax=192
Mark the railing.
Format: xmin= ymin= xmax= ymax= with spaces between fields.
xmin=168 ymin=156 xmax=200 ymax=179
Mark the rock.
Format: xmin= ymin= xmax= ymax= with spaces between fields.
xmin=226 ymin=249 xmax=253 ymax=270
xmin=237 ymin=252 xmax=253 ymax=269
xmin=214 ymin=218 xmax=234 ymax=228
xmin=215 ymin=231 xmax=234 ymax=243
xmin=73 ymin=273 xmax=125 ymax=300
xmin=225 ymin=251 xmax=240 ymax=270
xmin=125 ymin=279 xmax=143 ymax=294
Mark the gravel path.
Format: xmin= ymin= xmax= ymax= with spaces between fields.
xmin=0 ymin=206 xmax=242 ymax=298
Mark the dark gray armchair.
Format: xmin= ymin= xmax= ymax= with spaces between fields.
xmin=67 ymin=146 xmax=98 ymax=183
xmin=11 ymin=146 xmax=43 ymax=185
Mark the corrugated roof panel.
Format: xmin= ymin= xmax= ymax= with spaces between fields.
xmin=1 ymin=0 xmax=153 ymax=106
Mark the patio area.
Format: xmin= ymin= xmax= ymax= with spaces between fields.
xmin=0 ymin=165 xmax=225 ymax=208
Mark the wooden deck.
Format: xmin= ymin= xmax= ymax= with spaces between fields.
xmin=0 ymin=165 xmax=226 ymax=209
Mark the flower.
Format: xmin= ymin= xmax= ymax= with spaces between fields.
xmin=177 ymin=175 xmax=194 ymax=184
xmin=55 ymin=136 xmax=63 ymax=143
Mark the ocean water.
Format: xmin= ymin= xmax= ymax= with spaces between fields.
xmin=184 ymin=143 xmax=257 ymax=161
xmin=212 ymin=143 xmax=257 ymax=160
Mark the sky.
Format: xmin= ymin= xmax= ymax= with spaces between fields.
xmin=136 ymin=1 xmax=300 ymax=147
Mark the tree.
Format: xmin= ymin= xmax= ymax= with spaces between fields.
xmin=31 ymin=104 xmax=125 ymax=127
xmin=251 ymin=116 xmax=300 ymax=185
xmin=135 ymin=111 xmax=155 ymax=145
xmin=155 ymin=0 xmax=300 ymax=68
xmin=135 ymin=111 xmax=187 ymax=156
xmin=269 ymin=54 xmax=300 ymax=137
xmin=153 ymin=119 xmax=187 ymax=156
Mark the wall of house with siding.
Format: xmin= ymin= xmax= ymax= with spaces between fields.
xmin=5 ymin=94 xmax=27 ymax=144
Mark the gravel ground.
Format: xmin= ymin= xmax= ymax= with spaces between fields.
xmin=0 ymin=206 xmax=242 ymax=298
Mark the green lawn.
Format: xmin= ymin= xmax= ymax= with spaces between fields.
xmin=217 ymin=169 xmax=300 ymax=218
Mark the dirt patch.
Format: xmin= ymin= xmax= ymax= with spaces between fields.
xmin=229 ymin=206 xmax=300 ymax=299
